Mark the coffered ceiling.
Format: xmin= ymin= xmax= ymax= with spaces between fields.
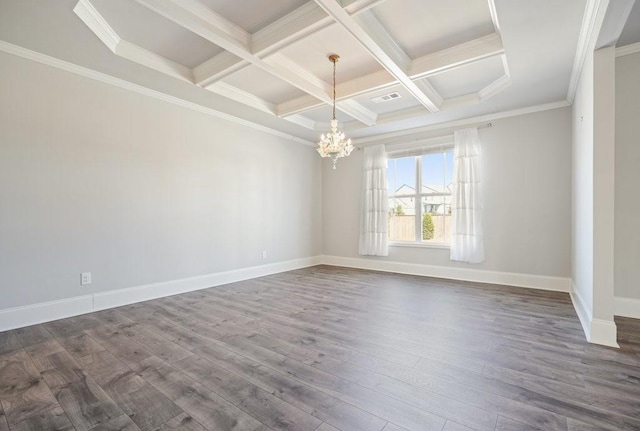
xmin=0 ymin=0 xmax=589 ymax=144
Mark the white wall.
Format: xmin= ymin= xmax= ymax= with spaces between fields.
xmin=572 ymin=49 xmax=595 ymax=321
xmin=615 ymin=51 xmax=640 ymax=302
xmin=323 ymin=107 xmax=572 ymax=279
xmin=0 ymin=52 xmax=322 ymax=311
xmin=571 ymin=45 xmax=618 ymax=346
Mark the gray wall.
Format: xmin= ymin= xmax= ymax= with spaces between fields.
xmin=0 ymin=52 xmax=322 ymax=310
xmin=615 ymin=51 xmax=640 ymax=300
xmin=323 ymin=107 xmax=572 ymax=277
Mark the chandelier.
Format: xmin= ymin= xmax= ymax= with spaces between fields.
xmin=317 ymin=54 xmax=353 ymax=169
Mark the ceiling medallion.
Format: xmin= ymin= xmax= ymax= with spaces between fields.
xmin=316 ymin=54 xmax=353 ymax=170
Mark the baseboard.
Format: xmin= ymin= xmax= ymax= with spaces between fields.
xmin=320 ymin=255 xmax=572 ymax=292
xmin=570 ymin=281 xmax=619 ymax=348
xmin=0 ymin=295 xmax=94 ymax=333
xmin=614 ymin=296 xmax=640 ymax=319
xmin=570 ymin=284 xmax=592 ymax=340
xmin=0 ymin=256 xmax=322 ymax=332
xmin=589 ymin=319 xmax=619 ymax=347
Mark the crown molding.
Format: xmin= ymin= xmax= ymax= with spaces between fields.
xmin=354 ymin=100 xmax=571 ymax=146
xmin=616 ymin=41 xmax=640 ymax=57
xmin=0 ymin=40 xmax=314 ymax=147
xmin=487 ymin=0 xmax=502 ymax=36
xmin=567 ymin=0 xmax=608 ymax=103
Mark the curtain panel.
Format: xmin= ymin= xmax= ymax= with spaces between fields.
xmin=450 ymin=127 xmax=485 ymax=263
xmin=359 ymin=144 xmax=389 ymax=256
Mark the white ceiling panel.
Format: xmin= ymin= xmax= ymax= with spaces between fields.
xmin=222 ymin=65 xmax=307 ymax=105
xmin=277 ymin=24 xmax=383 ymax=84
xmin=352 ymin=85 xmax=422 ymax=115
xmin=427 ymin=55 xmax=505 ymax=99
xmin=301 ymin=105 xmax=354 ymax=124
xmin=92 ymin=0 xmax=223 ymax=68
xmin=199 ymin=0 xmax=310 ymax=33
xmin=618 ymin=0 xmax=640 ymax=47
xmin=371 ymin=0 xmax=495 ymax=58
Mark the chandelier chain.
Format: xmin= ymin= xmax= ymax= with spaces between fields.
xmin=332 ymin=58 xmax=336 ymax=120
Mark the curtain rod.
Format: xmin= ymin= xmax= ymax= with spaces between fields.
xmin=354 ymin=122 xmax=493 ymax=151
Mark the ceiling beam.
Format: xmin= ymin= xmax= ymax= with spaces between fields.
xmin=313 ymin=0 xmax=439 ymax=112
xmin=192 ymin=0 xmax=390 ymax=89
xmin=408 ymin=33 xmax=504 ymax=79
xmin=265 ymin=53 xmax=378 ymax=125
xmin=205 ymin=82 xmax=276 ymax=114
xmin=277 ymin=33 xmax=504 ymax=117
xmin=133 ymin=0 xmax=377 ymax=125
xmin=74 ymin=0 xmax=193 ymax=82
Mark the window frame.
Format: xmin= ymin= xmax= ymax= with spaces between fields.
xmin=387 ymin=145 xmax=454 ymax=248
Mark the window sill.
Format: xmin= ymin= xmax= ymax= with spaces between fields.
xmin=389 ymin=242 xmax=451 ymax=250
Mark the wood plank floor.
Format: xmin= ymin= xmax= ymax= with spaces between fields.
xmin=1 ymin=265 xmax=639 ymax=431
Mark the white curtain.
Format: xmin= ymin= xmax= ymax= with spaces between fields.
xmin=359 ymin=144 xmax=389 ymax=256
xmin=450 ymin=127 xmax=485 ymax=263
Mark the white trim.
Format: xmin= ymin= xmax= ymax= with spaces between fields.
xmin=0 ymin=256 xmax=322 ymax=332
xmin=284 ymin=114 xmax=317 ymax=130
xmin=478 ymin=73 xmax=511 ymax=101
xmin=73 ymin=0 xmax=120 ymax=52
xmin=314 ymin=0 xmax=439 ymax=112
xmin=389 ymin=242 xmax=450 ymax=250
xmin=570 ymin=282 xmax=593 ymax=340
xmin=385 ymin=134 xmax=453 ymax=156
xmin=279 ymin=33 xmax=504 ymax=118
xmin=355 ymin=100 xmax=570 ymax=147
xmin=590 ymin=319 xmax=619 ymax=347
xmin=570 ymin=282 xmax=619 ymax=347
xmin=0 ymin=295 xmax=94 ymax=333
xmin=487 ymin=0 xmax=501 ymax=36
xmin=0 ymin=40 xmax=314 ymax=147
xmin=614 ymin=296 xmax=640 ymax=318
xmin=320 ymin=255 xmax=571 ymax=292
xmin=206 ymin=82 xmax=276 ymax=114
xmin=567 ymin=0 xmax=606 ymax=103
xmin=115 ymin=40 xmax=194 ymax=83
xmin=616 ymin=42 xmax=640 ymax=57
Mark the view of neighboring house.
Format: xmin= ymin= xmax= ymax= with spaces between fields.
xmin=389 ymin=183 xmax=453 ymax=243
xmin=389 ymin=183 xmax=453 ymax=216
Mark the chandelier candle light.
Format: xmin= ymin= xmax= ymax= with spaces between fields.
xmin=317 ymin=54 xmax=353 ymax=169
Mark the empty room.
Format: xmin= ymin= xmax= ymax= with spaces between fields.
xmin=1 ymin=0 xmax=640 ymax=430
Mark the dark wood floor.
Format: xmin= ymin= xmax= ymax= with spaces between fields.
xmin=1 ymin=266 xmax=639 ymax=431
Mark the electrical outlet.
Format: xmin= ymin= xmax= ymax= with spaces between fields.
xmin=262 ymin=251 xmax=267 ymax=259
xmin=81 ymin=272 xmax=92 ymax=285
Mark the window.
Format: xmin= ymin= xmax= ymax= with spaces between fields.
xmin=387 ymin=149 xmax=454 ymax=245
